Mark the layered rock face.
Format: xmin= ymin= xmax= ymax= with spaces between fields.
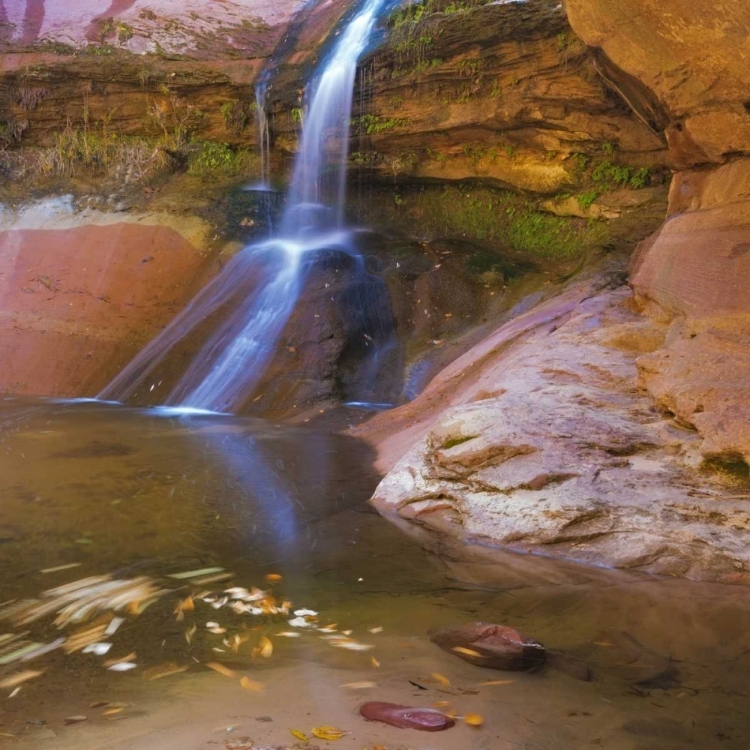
xmin=565 ymin=0 xmax=750 ymax=466
xmin=564 ymin=0 xmax=750 ymax=166
xmin=280 ymin=0 xmax=670 ymax=198
xmin=631 ymin=162 xmax=750 ymax=464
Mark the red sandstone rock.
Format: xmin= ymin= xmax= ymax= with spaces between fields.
xmin=630 ymin=159 xmax=750 ymax=462
xmin=0 ymin=219 xmax=215 ymax=398
xmin=565 ymin=0 xmax=750 ymax=165
xmin=429 ymin=622 xmax=546 ymax=671
xmin=359 ymin=702 xmax=455 ymax=732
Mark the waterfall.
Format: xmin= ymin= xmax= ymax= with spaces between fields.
xmin=99 ymin=0 xmax=389 ymax=414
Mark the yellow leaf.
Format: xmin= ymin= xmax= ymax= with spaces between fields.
xmin=239 ymin=676 xmax=264 ymax=692
xmin=452 ymin=646 xmax=482 ymax=658
xmin=312 ymin=725 xmax=348 ymax=741
xmin=464 ymin=713 xmax=485 ymax=727
xmin=258 ymin=636 xmax=273 ymax=658
xmin=205 ymin=662 xmax=237 ymax=679
xmin=479 ymin=679 xmax=515 ymax=686
xmin=290 ymin=729 xmax=309 ymax=742
xmin=431 ymin=672 xmax=451 ymax=686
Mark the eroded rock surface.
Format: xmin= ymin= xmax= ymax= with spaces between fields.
xmin=565 ymin=0 xmax=750 ymax=166
xmin=631 ymin=159 xmax=750 ymax=464
xmin=368 ymin=264 xmax=750 ymax=583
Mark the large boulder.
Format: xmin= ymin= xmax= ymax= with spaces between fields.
xmin=368 ymin=266 xmax=750 ymax=583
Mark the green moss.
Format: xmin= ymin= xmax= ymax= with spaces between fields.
xmin=703 ymin=454 xmax=750 ymax=483
xmin=364 ymin=185 xmax=609 ymax=261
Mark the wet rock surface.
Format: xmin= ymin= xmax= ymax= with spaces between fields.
xmin=429 ymin=622 xmax=546 ymax=671
xmin=359 ymin=702 xmax=455 ymax=731
xmin=367 ymin=261 xmax=750 ymax=583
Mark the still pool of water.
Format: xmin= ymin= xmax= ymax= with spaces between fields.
xmin=0 ymin=397 xmax=748 ymax=749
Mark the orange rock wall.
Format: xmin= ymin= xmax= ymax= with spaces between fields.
xmin=0 ymin=222 xmax=214 ymax=397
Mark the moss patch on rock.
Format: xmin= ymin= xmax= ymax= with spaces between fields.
xmin=356 ymin=184 xmax=609 ymax=262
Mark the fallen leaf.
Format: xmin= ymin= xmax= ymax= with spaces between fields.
xmin=104 ymin=651 xmax=136 ymax=667
xmin=239 ymin=676 xmax=264 ymax=692
xmin=478 ymin=679 xmax=515 ymax=686
xmin=340 ymin=681 xmax=376 ymax=690
xmin=143 ymin=662 xmax=189 ymax=680
xmin=108 ymin=662 xmax=137 ymax=672
xmin=205 ymin=662 xmax=237 ymax=679
xmin=464 ymin=713 xmax=485 ymax=727
xmin=258 ymin=636 xmax=273 ymax=658
xmin=0 ymin=670 xmax=43 ymax=689
xmin=431 ymin=672 xmax=451 ymax=687
xmin=40 ymin=563 xmax=82 ymax=574
xmin=185 ymin=624 xmax=197 ymax=644
xmin=169 ymin=567 xmax=224 ymax=580
xmin=312 ymin=725 xmax=348 ymax=741
xmin=290 ymin=729 xmax=309 ymax=742
xmin=329 ymin=641 xmax=374 ymax=652
xmin=370 ymin=656 xmax=380 ymax=668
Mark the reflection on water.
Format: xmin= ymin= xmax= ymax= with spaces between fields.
xmin=0 ymin=397 xmax=749 ymax=749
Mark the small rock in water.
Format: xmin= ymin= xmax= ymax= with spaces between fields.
xmin=360 ymin=702 xmax=455 ymax=731
xmin=429 ymin=622 xmax=546 ymax=671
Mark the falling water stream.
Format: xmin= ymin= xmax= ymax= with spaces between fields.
xmin=99 ymin=0 xmax=390 ymax=414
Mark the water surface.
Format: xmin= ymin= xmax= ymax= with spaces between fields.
xmin=0 ymin=398 xmax=748 ymax=749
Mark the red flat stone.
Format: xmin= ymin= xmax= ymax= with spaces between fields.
xmin=359 ymin=702 xmax=455 ymax=731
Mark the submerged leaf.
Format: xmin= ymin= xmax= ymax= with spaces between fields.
xmin=290 ymin=729 xmax=309 ymax=742
xmin=312 ymin=725 xmax=348 ymax=741
xmin=205 ymin=662 xmax=237 ymax=679
xmin=239 ymin=676 xmax=264 ymax=692
xmin=464 ymin=713 xmax=485 ymax=727
xmin=258 ymin=636 xmax=273 ymax=658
